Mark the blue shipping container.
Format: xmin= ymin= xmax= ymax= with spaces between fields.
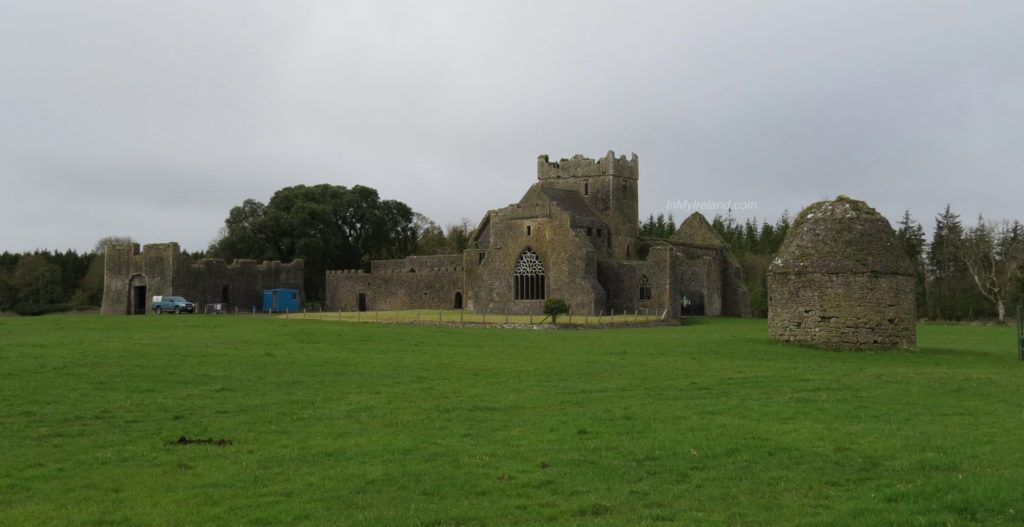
xmin=263 ymin=289 xmax=301 ymax=313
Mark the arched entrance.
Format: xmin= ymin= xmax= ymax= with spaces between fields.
xmin=681 ymin=292 xmax=705 ymax=316
xmin=357 ymin=293 xmax=367 ymax=312
xmin=128 ymin=274 xmax=148 ymax=315
xmin=454 ymin=292 xmax=463 ymax=309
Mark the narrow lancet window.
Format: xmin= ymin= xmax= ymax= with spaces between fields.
xmin=639 ymin=275 xmax=652 ymax=301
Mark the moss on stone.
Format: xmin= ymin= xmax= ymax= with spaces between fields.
xmin=768 ymin=197 xmax=916 ymax=350
xmin=774 ymin=197 xmax=910 ymax=276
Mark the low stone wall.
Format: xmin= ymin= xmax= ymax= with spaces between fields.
xmin=326 ymin=267 xmax=463 ymax=311
xmin=768 ymin=272 xmax=916 ymax=349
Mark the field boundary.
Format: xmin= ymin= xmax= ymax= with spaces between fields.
xmin=272 ymin=309 xmax=676 ymax=329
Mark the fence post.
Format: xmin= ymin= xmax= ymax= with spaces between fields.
xmin=568 ymin=309 xmax=572 ymax=325
xmin=1018 ymin=304 xmax=1023 ymax=361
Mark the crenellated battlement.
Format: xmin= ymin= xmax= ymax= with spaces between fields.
xmin=101 ymin=240 xmax=305 ymax=315
xmin=327 ymin=269 xmax=366 ymax=275
xmin=537 ymin=150 xmax=638 ymax=180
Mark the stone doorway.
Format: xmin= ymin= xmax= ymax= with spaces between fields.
xmin=357 ymin=293 xmax=367 ymax=312
xmin=129 ymin=275 xmax=148 ymax=315
xmin=454 ymin=292 xmax=463 ymax=310
xmin=681 ymin=292 xmax=705 ymax=316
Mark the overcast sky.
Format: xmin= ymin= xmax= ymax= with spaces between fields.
xmin=1 ymin=1 xmax=1021 ymax=253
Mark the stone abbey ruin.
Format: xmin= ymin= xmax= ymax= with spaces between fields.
xmin=767 ymin=197 xmax=917 ymax=349
xmin=327 ymin=152 xmax=751 ymax=319
xmin=101 ymin=242 xmax=303 ymax=315
xmin=100 ymin=152 xmax=919 ymax=350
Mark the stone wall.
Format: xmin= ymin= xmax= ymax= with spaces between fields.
xmin=176 ymin=259 xmax=304 ymax=312
xmin=667 ymin=241 xmax=750 ymax=317
xmin=673 ymin=252 xmax=720 ymax=316
xmin=465 ymin=205 xmax=606 ymax=315
xmin=101 ymin=242 xmax=303 ymax=315
xmin=598 ymin=246 xmax=672 ymax=316
xmin=325 ymin=265 xmax=463 ymax=312
xmin=768 ymin=272 xmax=916 ymax=349
xmin=370 ymin=255 xmax=463 ymax=274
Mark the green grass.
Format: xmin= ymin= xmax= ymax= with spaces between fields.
xmin=1 ymin=316 xmax=1022 ymax=526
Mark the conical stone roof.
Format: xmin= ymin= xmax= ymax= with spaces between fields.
xmin=769 ymin=197 xmax=913 ymax=276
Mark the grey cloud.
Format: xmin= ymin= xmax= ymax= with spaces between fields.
xmin=1 ymin=0 xmax=1021 ymax=252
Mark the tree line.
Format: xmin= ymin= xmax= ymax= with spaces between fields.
xmin=0 ymin=236 xmax=136 ymax=315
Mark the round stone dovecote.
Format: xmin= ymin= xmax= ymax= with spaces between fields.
xmin=767 ymin=197 xmax=916 ymax=349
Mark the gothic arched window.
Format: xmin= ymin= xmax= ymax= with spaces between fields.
xmin=514 ymin=248 xmax=545 ymax=300
xmin=639 ymin=275 xmax=652 ymax=301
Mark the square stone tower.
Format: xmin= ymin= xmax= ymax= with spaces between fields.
xmin=536 ymin=151 xmax=639 ymax=258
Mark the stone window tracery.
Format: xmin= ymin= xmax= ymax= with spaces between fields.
xmin=514 ymin=248 xmax=545 ymax=300
xmin=639 ymin=275 xmax=652 ymax=301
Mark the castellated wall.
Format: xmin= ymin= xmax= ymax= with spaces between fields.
xmin=535 ymin=151 xmax=640 ymax=258
xmin=537 ymin=151 xmax=639 ymax=180
xmin=101 ymin=242 xmax=303 ymax=315
xmin=325 ymin=255 xmax=463 ymax=311
xmin=768 ymin=273 xmax=916 ymax=349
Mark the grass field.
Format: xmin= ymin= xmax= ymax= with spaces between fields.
xmin=1 ymin=316 xmax=1022 ymax=526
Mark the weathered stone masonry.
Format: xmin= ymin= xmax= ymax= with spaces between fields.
xmin=767 ymin=197 xmax=916 ymax=349
xmin=326 ymin=255 xmax=463 ymax=312
xmin=326 ymin=151 xmax=751 ymax=319
xmin=101 ymin=242 xmax=303 ymax=315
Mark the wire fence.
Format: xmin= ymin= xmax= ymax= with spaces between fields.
xmin=185 ymin=305 xmax=667 ymax=327
xmin=295 ymin=308 xmax=667 ymax=326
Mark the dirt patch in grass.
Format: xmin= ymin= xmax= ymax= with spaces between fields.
xmin=170 ymin=436 xmax=232 ymax=447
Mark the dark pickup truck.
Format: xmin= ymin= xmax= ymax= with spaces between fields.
xmin=151 ymin=296 xmax=195 ymax=314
